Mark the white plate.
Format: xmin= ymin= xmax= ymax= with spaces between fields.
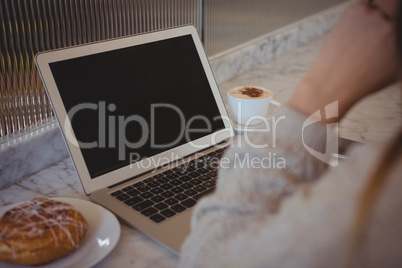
xmin=0 ymin=197 xmax=120 ymax=268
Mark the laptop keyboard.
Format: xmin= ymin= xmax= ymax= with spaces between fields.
xmin=110 ymin=147 xmax=227 ymax=223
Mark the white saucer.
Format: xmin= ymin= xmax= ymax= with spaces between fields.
xmin=231 ymin=119 xmax=273 ymax=134
xmin=230 ymin=100 xmax=280 ymax=134
xmin=0 ymin=197 xmax=121 ymax=268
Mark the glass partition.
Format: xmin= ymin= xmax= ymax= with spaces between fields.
xmin=0 ymin=0 xmax=345 ymax=141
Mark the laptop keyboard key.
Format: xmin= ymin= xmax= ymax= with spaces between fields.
xmin=156 ymin=177 xmax=169 ymax=184
xmin=161 ymin=191 xmax=174 ymax=198
xmin=111 ymin=190 xmax=123 ymax=196
xmin=178 ymin=175 xmax=192 ymax=182
xmin=140 ymin=192 xmax=154 ymax=199
xmin=137 ymin=185 xmax=151 ymax=192
xmin=150 ymin=214 xmax=166 ymax=223
xmin=127 ymin=189 xmax=140 ymax=196
xmin=175 ymin=193 xmax=188 ymax=201
xmin=203 ymin=181 xmax=215 ymax=188
xmin=207 ymin=171 xmax=218 ymax=178
xmin=160 ymin=183 xmax=173 ymax=190
xmin=193 ymin=185 xmax=207 ymax=192
xmin=116 ymin=193 xmax=130 ymax=201
xmin=188 ymin=171 xmax=200 ymax=178
xmin=181 ymin=198 xmax=197 ymax=208
xmin=188 ymin=161 xmax=196 ymax=167
xmin=197 ymin=168 xmax=210 ymax=174
xmin=161 ymin=209 xmax=176 ymax=218
xmin=175 ymin=170 xmax=186 ymax=176
xmin=171 ymin=187 xmax=184 ymax=194
xmin=151 ymin=195 xmax=165 ymax=203
xmin=170 ymin=179 xmax=183 ymax=186
xmin=176 ymin=166 xmax=194 ymax=175
xmin=207 ymin=164 xmax=218 ymax=170
xmin=133 ymin=200 xmax=154 ymax=211
xmin=184 ymin=189 xmax=198 ymax=197
xmin=199 ymin=175 xmax=210 ymax=181
xmin=147 ymin=181 xmax=161 ymax=188
xmin=166 ymin=173 xmax=180 ymax=180
xmin=171 ymin=204 xmax=186 ymax=213
xmin=154 ymin=203 xmax=169 ymax=210
xmin=181 ymin=182 xmax=193 ymax=189
xmin=150 ymin=187 xmax=163 ymax=194
xmin=141 ymin=207 xmax=158 ymax=217
xmin=125 ymin=196 xmax=144 ymax=206
xmin=122 ymin=186 xmax=134 ymax=192
xmin=165 ymin=198 xmax=178 ymax=206
xmin=190 ymin=179 xmax=202 ymax=186
xmin=187 ymin=166 xmax=196 ymax=172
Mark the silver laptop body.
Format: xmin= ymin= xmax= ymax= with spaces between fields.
xmin=35 ymin=25 xmax=234 ymax=253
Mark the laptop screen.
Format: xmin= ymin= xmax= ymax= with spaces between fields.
xmin=49 ymin=34 xmax=225 ymax=178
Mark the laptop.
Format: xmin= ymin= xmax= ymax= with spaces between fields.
xmin=35 ymin=25 xmax=234 ymax=254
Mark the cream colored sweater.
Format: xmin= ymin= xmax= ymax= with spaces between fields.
xmin=179 ymin=106 xmax=402 ymax=268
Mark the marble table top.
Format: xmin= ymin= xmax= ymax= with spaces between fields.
xmin=219 ymin=37 xmax=402 ymax=143
xmin=1 ymin=18 xmax=401 ymax=268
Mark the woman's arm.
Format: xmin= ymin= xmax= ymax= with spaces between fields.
xmin=180 ymin=1 xmax=399 ymax=267
xmin=289 ymin=0 xmax=398 ymax=120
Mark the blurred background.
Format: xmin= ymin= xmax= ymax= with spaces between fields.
xmin=204 ymin=0 xmax=345 ymax=55
xmin=0 ymin=0 xmax=346 ymax=140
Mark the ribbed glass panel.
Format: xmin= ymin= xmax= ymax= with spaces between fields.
xmin=203 ymin=0 xmax=270 ymax=56
xmin=0 ymin=0 xmax=346 ymax=140
xmin=0 ymin=0 xmax=201 ymax=140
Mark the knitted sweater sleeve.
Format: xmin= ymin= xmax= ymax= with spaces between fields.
xmin=179 ymin=105 xmax=340 ymax=267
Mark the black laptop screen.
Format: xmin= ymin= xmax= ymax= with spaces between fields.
xmin=49 ymin=34 xmax=225 ymax=178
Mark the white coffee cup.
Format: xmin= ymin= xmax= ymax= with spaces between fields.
xmin=227 ymin=86 xmax=281 ymax=126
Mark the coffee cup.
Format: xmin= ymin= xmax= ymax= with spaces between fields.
xmin=227 ymin=86 xmax=280 ymax=126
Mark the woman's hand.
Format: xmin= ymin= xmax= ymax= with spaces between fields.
xmin=289 ymin=0 xmax=400 ymax=121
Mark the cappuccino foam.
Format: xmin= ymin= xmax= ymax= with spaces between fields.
xmin=228 ymin=86 xmax=272 ymax=100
